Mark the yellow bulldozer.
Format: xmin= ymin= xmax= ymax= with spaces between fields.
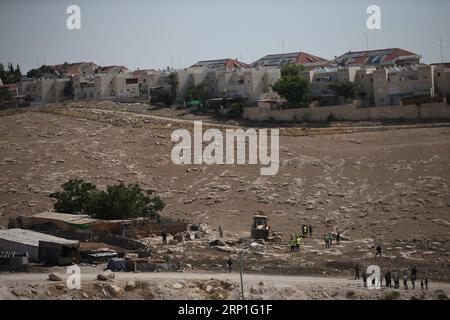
xmin=250 ymin=214 xmax=270 ymax=240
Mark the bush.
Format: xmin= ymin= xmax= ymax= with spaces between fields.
xmin=272 ymin=63 xmax=310 ymax=105
xmin=150 ymin=89 xmax=175 ymax=107
xmin=50 ymin=179 xmax=165 ymax=220
xmin=227 ymin=102 xmax=243 ymax=119
xmin=327 ymin=113 xmax=337 ymax=122
xmin=50 ymin=179 xmax=97 ymax=214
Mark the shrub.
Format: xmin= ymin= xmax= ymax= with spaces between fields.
xmin=50 ymin=179 xmax=165 ymax=220
xmin=227 ymin=102 xmax=243 ymax=119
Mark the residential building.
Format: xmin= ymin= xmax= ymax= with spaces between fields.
xmin=215 ymin=68 xmax=281 ymax=102
xmin=302 ymin=66 xmax=361 ymax=105
xmin=51 ymin=62 xmax=98 ymax=77
xmin=73 ymin=76 xmax=96 ymax=100
xmin=20 ymin=77 xmax=71 ymax=103
xmin=96 ymin=65 xmax=129 ymax=75
xmin=190 ymin=58 xmax=249 ymax=71
xmin=371 ymin=64 xmax=434 ymax=106
xmin=432 ymin=63 xmax=450 ymax=98
xmin=330 ymin=48 xmax=422 ymax=68
xmin=112 ymin=74 xmax=140 ymax=100
xmin=251 ymin=52 xmax=329 ymax=70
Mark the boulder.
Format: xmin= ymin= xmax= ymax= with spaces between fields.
xmin=48 ymin=273 xmax=63 ymax=281
xmin=97 ymin=270 xmax=115 ymax=281
xmin=105 ymin=283 xmax=124 ymax=297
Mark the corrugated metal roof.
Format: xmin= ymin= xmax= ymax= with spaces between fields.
xmin=0 ymin=229 xmax=79 ymax=246
xmin=32 ymin=212 xmax=97 ymax=225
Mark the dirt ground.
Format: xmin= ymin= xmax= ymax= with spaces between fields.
xmin=0 ymin=102 xmax=449 ymax=283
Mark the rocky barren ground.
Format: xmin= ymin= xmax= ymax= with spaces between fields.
xmin=0 ymin=102 xmax=449 ymax=283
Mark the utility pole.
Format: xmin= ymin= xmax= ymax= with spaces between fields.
xmin=281 ymin=36 xmax=285 ymax=54
xmin=239 ymin=248 xmax=250 ymax=300
xmin=365 ymin=32 xmax=369 ymax=51
xmin=439 ymin=37 xmax=444 ymax=63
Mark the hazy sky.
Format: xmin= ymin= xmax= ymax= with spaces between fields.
xmin=1 ymin=0 xmax=449 ymax=72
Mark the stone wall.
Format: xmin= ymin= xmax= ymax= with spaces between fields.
xmin=243 ymin=100 xmax=450 ymax=122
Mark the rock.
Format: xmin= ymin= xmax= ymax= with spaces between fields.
xmin=209 ymin=239 xmax=226 ymax=247
xmin=173 ymin=282 xmax=184 ymax=289
xmin=45 ymin=290 xmax=52 ymax=297
xmin=105 ymin=283 xmax=124 ymax=297
xmin=125 ymin=281 xmax=136 ymax=291
xmin=82 ymin=292 xmax=89 ymax=299
xmin=56 ymin=283 xmax=66 ymax=290
xmin=48 ymin=273 xmax=63 ymax=281
xmin=97 ymin=270 xmax=115 ymax=281
xmin=258 ymin=281 xmax=266 ymax=287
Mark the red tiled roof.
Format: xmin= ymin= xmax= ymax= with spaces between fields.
xmin=191 ymin=59 xmax=249 ymax=70
xmin=331 ymin=48 xmax=421 ymax=67
xmin=251 ymin=52 xmax=329 ymax=68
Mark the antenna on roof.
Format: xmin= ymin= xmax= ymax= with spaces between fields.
xmin=365 ymin=32 xmax=369 ymax=51
xmin=281 ymin=36 xmax=285 ymax=54
xmin=439 ymin=36 xmax=444 ymax=63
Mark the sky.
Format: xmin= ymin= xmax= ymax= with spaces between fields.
xmin=0 ymin=0 xmax=449 ymax=73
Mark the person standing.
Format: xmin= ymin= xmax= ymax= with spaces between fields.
xmin=308 ymin=224 xmax=313 ymax=237
xmin=385 ymin=270 xmax=392 ymax=288
xmin=290 ymin=235 xmax=296 ymax=253
xmin=375 ymin=244 xmax=382 ymax=258
xmin=226 ymin=257 xmax=233 ymax=273
xmin=362 ymin=271 xmax=367 ymax=288
xmin=425 ymin=278 xmax=429 ymax=290
xmin=410 ymin=273 xmax=416 ymax=289
xmin=328 ymin=233 xmax=333 ymax=247
xmin=421 ymin=280 xmax=424 ymax=291
xmin=355 ymin=263 xmax=360 ymax=280
xmin=336 ymin=232 xmax=341 ymax=245
xmin=296 ymin=235 xmax=302 ymax=252
xmin=324 ymin=234 xmax=330 ymax=249
xmin=403 ymin=273 xmax=408 ymax=290
xmin=393 ymin=271 xmax=399 ymax=289
xmin=219 ymin=225 xmax=223 ymax=238
xmin=162 ymin=230 xmax=168 ymax=245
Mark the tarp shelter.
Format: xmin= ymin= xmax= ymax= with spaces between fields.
xmin=107 ymin=258 xmax=127 ymax=271
xmin=0 ymin=228 xmax=79 ymax=265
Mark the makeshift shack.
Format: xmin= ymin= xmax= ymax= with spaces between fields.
xmin=0 ymin=228 xmax=79 ymax=265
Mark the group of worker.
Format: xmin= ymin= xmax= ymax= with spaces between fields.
xmin=289 ymin=234 xmax=303 ymax=252
xmin=289 ymin=224 xmax=313 ymax=252
xmin=301 ymin=224 xmax=313 ymax=237
xmin=324 ymin=232 xmax=341 ymax=249
xmin=355 ymin=264 xmax=428 ymax=290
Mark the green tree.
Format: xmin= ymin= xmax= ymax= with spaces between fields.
xmin=272 ymin=63 xmax=310 ymax=105
xmin=14 ymin=64 xmax=22 ymax=82
xmin=0 ymin=86 xmax=13 ymax=103
xmin=86 ymin=183 xmax=165 ymax=220
xmin=168 ymin=72 xmax=178 ymax=101
xmin=50 ymin=179 xmax=165 ymax=220
xmin=280 ymin=63 xmax=305 ymax=77
xmin=26 ymin=65 xmax=55 ymax=79
xmin=184 ymin=83 xmax=209 ymax=104
xmin=150 ymin=89 xmax=174 ymax=106
xmin=0 ymin=64 xmax=6 ymax=83
xmin=50 ymin=179 xmax=97 ymax=214
xmin=227 ymin=102 xmax=243 ymax=118
xmin=328 ymin=80 xmax=357 ymax=102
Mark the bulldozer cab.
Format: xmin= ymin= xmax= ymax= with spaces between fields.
xmin=252 ymin=215 xmax=268 ymax=229
xmin=251 ymin=215 xmax=270 ymax=240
